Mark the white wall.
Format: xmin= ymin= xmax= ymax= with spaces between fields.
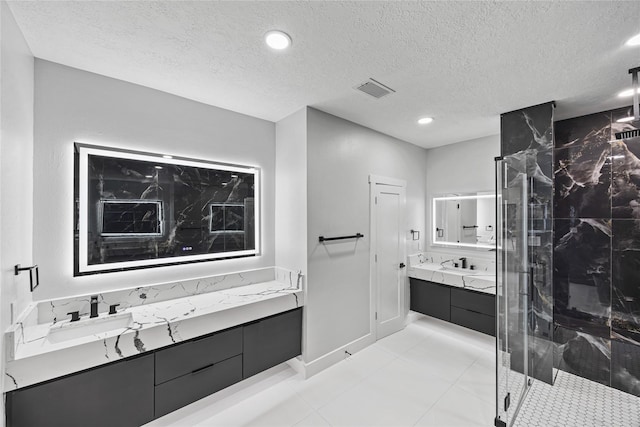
xmin=1 ymin=1 xmax=34 ymax=421
xmin=425 ymin=134 xmax=500 ymax=257
xmin=33 ymin=60 xmax=276 ymax=300
xmin=305 ymin=107 xmax=428 ymax=365
xmin=275 ymin=108 xmax=307 ymax=274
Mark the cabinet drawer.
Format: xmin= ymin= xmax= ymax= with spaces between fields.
xmin=155 ymin=326 xmax=242 ymax=384
xmin=410 ymin=278 xmax=450 ymax=321
xmin=7 ymin=354 xmax=154 ymax=427
xmin=154 ymin=354 xmax=243 ymax=418
xmin=450 ymin=307 xmax=495 ymax=336
xmin=243 ymin=308 xmax=302 ymax=379
xmin=451 ymin=288 xmax=495 ymax=316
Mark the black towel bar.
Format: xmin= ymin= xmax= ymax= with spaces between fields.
xmin=319 ymin=233 xmax=364 ymax=243
xmin=15 ymin=264 xmax=40 ymax=291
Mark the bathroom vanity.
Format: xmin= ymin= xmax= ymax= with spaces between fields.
xmin=4 ymin=267 xmax=303 ymax=427
xmin=408 ymin=253 xmax=496 ymax=336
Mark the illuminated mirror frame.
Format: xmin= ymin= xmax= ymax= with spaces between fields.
xmin=75 ymin=143 xmax=261 ymax=275
xmin=431 ymin=193 xmax=496 ymax=250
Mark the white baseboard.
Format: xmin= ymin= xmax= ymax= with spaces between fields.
xmin=292 ymin=333 xmax=376 ymax=379
xmin=285 ymin=355 xmax=306 ymax=376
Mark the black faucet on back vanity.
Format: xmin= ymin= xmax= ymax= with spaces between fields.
xmin=90 ymin=295 xmax=99 ymax=318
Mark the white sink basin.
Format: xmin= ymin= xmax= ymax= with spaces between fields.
xmin=46 ymin=312 xmax=133 ymax=343
xmin=440 ymin=264 xmax=480 ymax=275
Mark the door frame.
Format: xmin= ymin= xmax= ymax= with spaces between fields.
xmin=368 ymin=174 xmax=407 ymax=340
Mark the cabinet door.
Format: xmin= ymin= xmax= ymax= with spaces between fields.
xmin=410 ymin=278 xmax=451 ymax=321
xmin=6 ymin=354 xmax=154 ymax=427
xmin=243 ymin=308 xmax=302 ymax=378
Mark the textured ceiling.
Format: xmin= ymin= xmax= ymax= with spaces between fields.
xmin=7 ymin=1 xmax=640 ymax=148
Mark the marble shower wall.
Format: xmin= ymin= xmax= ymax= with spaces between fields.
xmin=553 ymin=106 xmax=640 ymax=397
xmin=501 ymin=102 xmax=555 ymax=385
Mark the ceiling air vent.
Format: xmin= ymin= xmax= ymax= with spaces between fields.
xmin=355 ymin=78 xmax=395 ymax=99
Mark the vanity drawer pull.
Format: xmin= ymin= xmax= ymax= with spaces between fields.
xmin=191 ymin=363 xmax=215 ymax=375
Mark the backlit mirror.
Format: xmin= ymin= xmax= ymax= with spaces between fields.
xmin=75 ymin=143 xmax=260 ymax=275
xmin=432 ymin=192 xmax=496 ymax=249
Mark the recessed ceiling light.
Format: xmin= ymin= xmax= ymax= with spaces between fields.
xmin=231 ymin=174 xmax=238 ymax=178
xmin=154 ymin=165 xmax=163 ymax=170
xmin=616 ymin=116 xmax=636 ymax=123
xmin=626 ymin=33 xmax=640 ymax=46
xmin=162 ymin=155 xmax=173 ymax=159
xmin=417 ymin=117 xmax=434 ymax=125
xmin=145 ymin=175 xmax=153 ymax=178
xmin=265 ymin=30 xmax=292 ymax=50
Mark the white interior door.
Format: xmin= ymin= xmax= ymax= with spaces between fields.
xmin=372 ymin=179 xmax=406 ymax=340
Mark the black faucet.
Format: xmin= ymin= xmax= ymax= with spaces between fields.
xmin=90 ymin=295 xmax=99 ymax=318
xmin=459 ymin=257 xmax=467 ymax=269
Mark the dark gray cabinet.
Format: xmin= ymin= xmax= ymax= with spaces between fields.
xmin=410 ymin=278 xmax=451 ymax=321
xmin=244 ymin=308 xmax=303 ymax=378
xmin=6 ymin=308 xmax=303 ymax=426
xmin=6 ymin=354 xmax=154 ymax=427
xmin=155 ymin=354 xmax=243 ymax=418
xmin=451 ymin=288 xmax=494 ymax=316
xmin=410 ymin=278 xmax=495 ymax=336
xmin=154 ymin=326 xmax=244 ymax=418
xmin=154 ymin=326 xmax=242 ymax=384
xmin=450 ymin=307 xmax=495 ymax=336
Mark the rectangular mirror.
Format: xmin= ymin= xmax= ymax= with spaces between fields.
xmin=432 ymin=192 xmax=495 ymax=249
xmin=75 ymin=143 xmax=260 ymax=275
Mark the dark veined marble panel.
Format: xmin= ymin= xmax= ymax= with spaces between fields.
xmin=611 ymin=339 xmax=640 ymax=397
xmin=530 ymin=230 xmax=554 ymax=341
xmin=553 ymin=219 xmax=611 ymax=337
xmin=611 ymin=219 xmax=640 ymax=345
xmin=554 ymin=111 xmax=611 ymax=149
xmin=554 ymin=325 xmax=611 ymax=387
xmin=501 ymin=101 xmax=555 ymax=385
xmin=501 ymin=102 xmax=554 ymax=157
xmin=612 ymin=137 xmax=640 ymax=219
xmin=554 ymin=139 xmax=611 ymax=218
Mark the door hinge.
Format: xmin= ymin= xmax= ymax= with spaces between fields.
xmin=375 ymin=312 xmax=378 ymax=320
xmin=375 ymin=254 xmax=377 ymax=262
xmin=375 ymin=196 xmax=378 ymax=204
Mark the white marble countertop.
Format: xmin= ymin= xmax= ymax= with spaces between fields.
xmin=408 ymin=262 xmax=496 ymax=295
xmin=5 ymin=277 xmax=303 ymax=392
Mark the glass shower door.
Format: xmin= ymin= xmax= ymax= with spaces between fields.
xmin=495 ymin=159 xmax=530 ymax=427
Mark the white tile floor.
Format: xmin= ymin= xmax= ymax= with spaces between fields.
xmin=146 ymin=313 xmax=496 ymax=427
